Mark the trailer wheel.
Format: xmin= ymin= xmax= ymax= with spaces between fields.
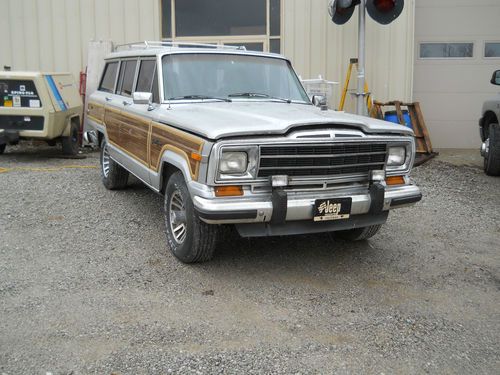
xmin=62 ymin=120 xmax=80 ymax=155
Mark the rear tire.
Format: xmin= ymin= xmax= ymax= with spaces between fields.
xmin=164 ymin=171 xmax=218 ymax=263
xmin=336 ymin=224 xmax=382 ymax=241
xmin=100 ymin=139 xmax=129 ymax=190
xmin=61 ymin=120 xmax=80 ymax=155
xmin=0 ymin=144 xmax=5 ymax=154
xmin=484 ymin=123 xmax=500 ymax=176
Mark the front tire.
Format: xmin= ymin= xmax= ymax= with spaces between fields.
xmin=100 ymin=140 xmax=129 ymax=190
xmin=0 ymin=144 xmax=5 ymax=154
xmin=61 ymin=120 xmax=80 ymax=155
xmin=164 ymin=171 xmax=219 ymax=263
xmin=484 ymin=123 xmax=500 ymax=176
xmin=336 ymin=224 xmax=382 ymax=241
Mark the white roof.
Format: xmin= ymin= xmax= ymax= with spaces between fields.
xmin=105 ymin=41 xmax=287 ymax=61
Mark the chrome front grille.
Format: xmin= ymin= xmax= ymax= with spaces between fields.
xmin=258 ymin=143 xmax=388 ymax=178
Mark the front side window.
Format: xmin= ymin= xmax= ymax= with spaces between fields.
xmin=0 ymin=80 xmax=42 ymax=108
xmin=136 ymin=60 xmax=156 ymax=92
xmin=116 ymin=60 xmax=137 ymax=97
xmin=136 ymin=60 xmax=159 ymax=103
xmin=99 ymin=62 xmax=119 ymax=93
xmin=162 ymin=53 xmax=309 ymax=103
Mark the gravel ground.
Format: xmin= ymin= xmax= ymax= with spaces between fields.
xmin=0 ymin=144 xmax=499 ymax=374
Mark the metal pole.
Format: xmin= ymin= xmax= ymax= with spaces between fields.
xmin=356 ymin=0 xmax=366 ymax=115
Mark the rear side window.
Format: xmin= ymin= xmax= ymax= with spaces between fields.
xmin=99 ymin=62 xmax=119 ymax=93
xmin=0 ymin=80 xmax=42 ymax=108
xmin=116 ymin=60 xmax=137 ymax=97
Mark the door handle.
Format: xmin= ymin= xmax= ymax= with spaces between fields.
xmin=105 ymin=97 xmax=112 ymax=102
xmin=152 ymin=138 xmax=161 ymax=146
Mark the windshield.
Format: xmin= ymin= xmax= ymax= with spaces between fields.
xmin=162 ymin=53 xmax=310 ymax=103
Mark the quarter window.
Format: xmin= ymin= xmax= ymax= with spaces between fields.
xmin=116 ymin=60 xmax=137 ymax=97
xmin=99 ymin=62 xmax=119 ymax=93
xmin=420 ymin=43 xmax=473 ymax=58
xmin=485 ymin=42 xmax=500 ymax=58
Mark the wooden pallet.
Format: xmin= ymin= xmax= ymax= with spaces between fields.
xmin=372 ymin=101 xmax=438 ymax=166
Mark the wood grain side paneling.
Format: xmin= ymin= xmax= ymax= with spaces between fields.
xmin=119 ymin=112 xmax=150 ymax=165
xmin=103 ymin=107 xmax=121 ymax=146
xmin=87 ymin=102 xmax=105 ymax=123
xmin=150 ymin=123 xmax=204 ymax=179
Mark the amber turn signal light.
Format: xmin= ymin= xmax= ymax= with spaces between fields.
xmin=385 ymin=176 xmax=405 ymax=186
xmin=190 ymin=152 xmax=202 ymax=161
xmin=215 ymin=186 xmax=244 ymax=197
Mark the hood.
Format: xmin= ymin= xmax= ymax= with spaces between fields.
xmin=155 ymin=101 xmax=413 ymax=140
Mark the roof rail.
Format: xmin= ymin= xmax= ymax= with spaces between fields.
xmin=114 ymin=41 xmax=246 ymax=52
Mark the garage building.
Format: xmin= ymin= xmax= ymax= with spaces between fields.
xmin=1 ymin=0 xmax=499 ymax=149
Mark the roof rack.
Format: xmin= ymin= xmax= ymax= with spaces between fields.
xmin=114 ymin=41 xmax=246 ymax=52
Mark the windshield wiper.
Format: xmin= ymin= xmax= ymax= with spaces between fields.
xmin=228 ymin=92 xmax=292 ymax=103
xmin=168 ymin=95 xmax=232 ymax=102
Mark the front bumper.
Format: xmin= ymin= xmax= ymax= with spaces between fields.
xmin=193 ymin=183 xmax=422 ymax=225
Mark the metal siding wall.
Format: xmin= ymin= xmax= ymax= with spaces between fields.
xmin=283 ymin=0 xmax=415 ymax=112
xmin=0 ymin=0 xmax=160 ymax=79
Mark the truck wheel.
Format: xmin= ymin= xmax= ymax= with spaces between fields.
xmin=484 ymin=123 xmax=500 ymax=176
xmin=164 ymin=171 xmax=218 ymax=263
xmin=0 ymin=144 xmax=5 ymax=154
xmin=100 ymin=140 xmax=129 ymax=190
xmin=61 ymin=120 xmax=80 ymax=155
xmin=336 ymin=224 xmax=382 ymax=241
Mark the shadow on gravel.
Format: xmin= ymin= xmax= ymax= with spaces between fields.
xmin=121 ymin=179 xmax=375 ymax=274
xmin=1 ymin=145 xmax=92 ymax=161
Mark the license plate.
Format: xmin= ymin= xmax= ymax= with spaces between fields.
xmin=313 ymin=198 xmax=352 ymax=222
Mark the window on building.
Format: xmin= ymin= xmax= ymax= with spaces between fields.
xmin=99 ymin=62 xmax=119 ymax=93
xmin=116 ymin=60 xmax=137 ymax=97
xmin=161 ymin=0 xmax=281 ymax=54
xmin=485 ymin=42 xmax=500 ymax=58
xmin=420 ymin=43 xmax=474 ymax=58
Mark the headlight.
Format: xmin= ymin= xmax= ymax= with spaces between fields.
xmin=219 ymin=151 xmax=248 ymax=174
xmin=387 ymin=146 xmax=406 ymax=166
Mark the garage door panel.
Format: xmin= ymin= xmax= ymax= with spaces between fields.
xmin=423 ymin=120 xmax=480 ymax=149
xmin=414 ymin=65 xmax=498 ymax=93
xmin=413 ymin=92 xmax=489 ymax=121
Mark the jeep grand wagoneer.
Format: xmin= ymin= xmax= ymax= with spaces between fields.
xmin=86 ymin=41 xmax=421 ymax=263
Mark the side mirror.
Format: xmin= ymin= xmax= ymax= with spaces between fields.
xmin=133 ymin=92 xmax=153 ymax=105
xmin=312 ymin=95 xmax=327 ymax=107
xmin=491 ymin=70 xmax=500 ymax=86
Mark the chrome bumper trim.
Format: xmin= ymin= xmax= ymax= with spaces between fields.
xmin=193 ymin=184 xmax=421 ymax=224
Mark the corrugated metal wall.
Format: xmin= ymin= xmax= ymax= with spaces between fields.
xmin=0 ymin=0 xmax=160 ymax=79
xmin=283 ymin=0 xmax=415 ymax=111
xmin=0 ymin=0 xmax=414 ymax=113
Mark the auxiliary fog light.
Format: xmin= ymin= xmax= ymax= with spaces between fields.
xmin=271 ymin=175 xmax=289 ymax=187
xmin=370 ymin=170 xmax=386 ymax=182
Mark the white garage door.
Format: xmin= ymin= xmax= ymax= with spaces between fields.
xmin=413 ymin=0 xmax=500 ymax=149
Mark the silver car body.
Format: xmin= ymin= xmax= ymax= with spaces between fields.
xmin=86 ymin=44 xmax=421 ymax=237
